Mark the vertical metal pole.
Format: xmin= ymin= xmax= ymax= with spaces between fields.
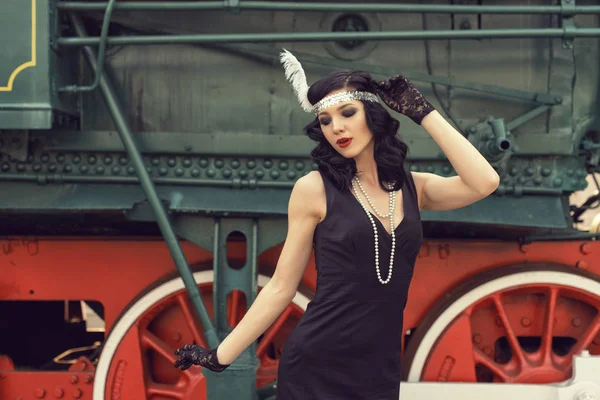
xmin=207 ymin=218 xmax=258 ymax=400
xmin=67 ymin=12 xmax=219 ymax=349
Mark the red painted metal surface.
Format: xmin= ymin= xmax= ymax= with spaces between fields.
xmin=0 ymin=237 xmax=599 ymax=399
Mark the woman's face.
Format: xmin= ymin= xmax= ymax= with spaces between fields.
xmin=317 ymin=89 xmax=374 ymax=159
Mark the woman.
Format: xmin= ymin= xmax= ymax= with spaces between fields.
xmin=174 ymin=50 xmax=500 ymax=399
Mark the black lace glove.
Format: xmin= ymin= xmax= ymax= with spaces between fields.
xmin=372 ymin=75 xmax=435 ymax=125
xmin=174 ymin=344 xmax=230 ymax=372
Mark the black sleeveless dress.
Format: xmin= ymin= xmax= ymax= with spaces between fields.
xmin=276 ymin=169 xmax=423 ymax=399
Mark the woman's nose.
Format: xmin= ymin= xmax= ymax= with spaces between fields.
xmin=332 ymin=118 xmax=344 ymax=134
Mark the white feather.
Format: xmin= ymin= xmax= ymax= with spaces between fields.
xmin=279 ymin=49 xmax=313 ymax=113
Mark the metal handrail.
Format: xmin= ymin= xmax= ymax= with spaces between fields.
xmin=56 ymin=28 xmax=600 ymax=47
xmin=56 ymin=1 xmax=600 ymax=15
xmin=58 ymin=0 xmax=116 ymax=92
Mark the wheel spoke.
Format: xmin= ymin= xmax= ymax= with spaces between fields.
xmin=473 ymin=347 xmax=511 ymax=382
xmin=492 ymin=294 xmax=526 ymax=367
xmin=541 ymin=287 xmax=559 ymax=363
xmin=141 ymin=329 xmax=179 ymax=364
xmin=570 ymin=313 xmax=600 ymax=357
xmin=257 ymin=305 xmax=293 ymax=359
xmin=176 ymin=294 xmax=207 ymax=348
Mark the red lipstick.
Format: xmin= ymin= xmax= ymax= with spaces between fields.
xmin=336 ymin=137 xmax=352 ymax=148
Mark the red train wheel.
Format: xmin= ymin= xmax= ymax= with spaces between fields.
xmin=404 ymin=264 xmax=600 ymax=384
xmin=93 ymin=271 xmax=309 ymax=399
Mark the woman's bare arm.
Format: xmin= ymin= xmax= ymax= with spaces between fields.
xmin=412 ymin=111 xmax=500 ymax=211
xmin=216 ymin=171 xmax=325 ymax=364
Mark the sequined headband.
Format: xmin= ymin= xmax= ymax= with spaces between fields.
xmin=279 ymin=48 xmax=380 ymax=114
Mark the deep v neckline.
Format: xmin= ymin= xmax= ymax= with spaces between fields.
xmin=349 ymin=183 xmax=407 ymax=237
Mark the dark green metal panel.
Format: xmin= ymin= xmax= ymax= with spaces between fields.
xmin=0 ymin=0 xmax=78 ymax=129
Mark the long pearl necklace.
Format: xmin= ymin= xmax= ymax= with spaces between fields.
xmin=351 ymin=176 xmax=396 ymax=284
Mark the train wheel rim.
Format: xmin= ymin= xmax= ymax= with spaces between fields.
xmin=93 ymin=271 xmax=310 ymax=399
xmin=404 ymin=265 xmax=600 ymax=384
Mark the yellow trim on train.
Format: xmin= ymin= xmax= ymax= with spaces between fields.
xmin=0 ymin=0 xmax=37 ymax=92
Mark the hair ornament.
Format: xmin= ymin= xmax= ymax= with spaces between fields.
xmin=279 ymin=49 xmax=313 ymax=113
xmin=279 ymin=48 xmax=380 ymax=114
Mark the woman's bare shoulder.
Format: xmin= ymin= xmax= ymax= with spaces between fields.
xmin=290 ymin=170 xmax=327 ymax=220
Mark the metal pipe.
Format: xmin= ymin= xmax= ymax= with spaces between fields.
xmin=66 ymin=12 xmax=220 ymax=349
xmin=0 ymin=173 xmax=571 ymax=196
xmin=57 ymin=28 xmax=600 ymax=47
xmin=58 ymin=0 xmax=116 ymax=92
xmin=56 ymin=1 xmax=600 ymax=15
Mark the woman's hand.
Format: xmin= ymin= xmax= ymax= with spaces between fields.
xmin=173 ymin=344 xmax=230 ymax=372
xmin=373 ymin=75 xmax=435 ymax=125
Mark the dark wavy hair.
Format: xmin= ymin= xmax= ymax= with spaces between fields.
xmin=305 ymin=70 xmax=409 ymax=193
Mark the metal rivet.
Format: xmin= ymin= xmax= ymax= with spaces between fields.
xmin=572 ymin=317 xmax=581 ymax=327
xmin=525 ymin=167 xmax=534 ymax=176
xmin=104 ymin=156 xmax=113 ymax=165
xmin=63 ymin=165 xmax=72 ymax=173
xmin=287 ymin=171 xmax=297 ymax=179
xmin=231 ymin=159 xmax=240 ymax=169
xmin=183 ymin=158 xmax=192 ymax=167
xmin=199 ymin=158 xmax=209 ymax=168
xmin=581 ymin=243 xmax=592 ymax=255
xmin=88 ymin=156 xmax=96 ymax=164
xmin=95 ymin=166 xmax=105 ymax=175
xmin=576 ymin=260 xmax=589 ymax=269
xmin=35 ymin=388 xmax=46 ymax=398
xmin=521 ymin=317 xmax=531 ymax=327
xmin=127 ymin=167 xmax=135 ymax=175
xmin=159 ymin=167 xmax=168 ymax=176
xmin=222 ymin=169 xmax=232 ymax=178
xmin=483 ymin=347 xmax=492 ymax=356
xmin=70 ymin=375 xmax=78 ymax=384
xmin=54 ymin=387 xmax=64 ymax=398
xmin=84 ymin=374 xmax=93 ymax=384
xmin=279 ymin=161 xmax=289 ymax=170
xmin=191 ymin=169 xmax=200 ymax=177
xmin=255 ymin=170 xmax=264 ymax=179
xmin=167 ymin=158 xmax=176 ymax=167
xmin=247 ymin=160 xmax=256 ymax=169
xmin=151 ymin=158 xmax=160 ymax=166
xmin=112 ymin=166 xmax=121 ymax=175
xmin=541 ymin=167 xmax=551 ymax=177
xmin=119 ymin=156 xmax=128 ymax=165
xmin=206 ymin=169 xmax=216 ymax=178
xmin=472 ymin=334 xmax=482 ymax=344
xmin=264 ymin=160 xmax=273 ymax=168
xmin=270 ymin=170 xmax=280 ymax=179
xmin=71 ymin=388 xmax=82 ymax=399
xmin=553 ymin=177 xmax=563 ymax=187
xmin=48 ymin=164 xmax=57 ymax=172
xmin=239 ymin=170 xmax=248 ymax=178
xmin=172 ymin=332 xmax=182 ymax=342
xmin=215 ymin=159 xmax=224 ymax=168
xmin=175 ymin=168 xmax=184 ymax=177
xmin=295 ymin=161 xmax=305 ymax=170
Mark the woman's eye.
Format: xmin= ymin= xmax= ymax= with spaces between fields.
xmin=319 ymin=118 xmax=331 ymax=126
xmin=342 ymin=110 xmax=356 ymax=118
